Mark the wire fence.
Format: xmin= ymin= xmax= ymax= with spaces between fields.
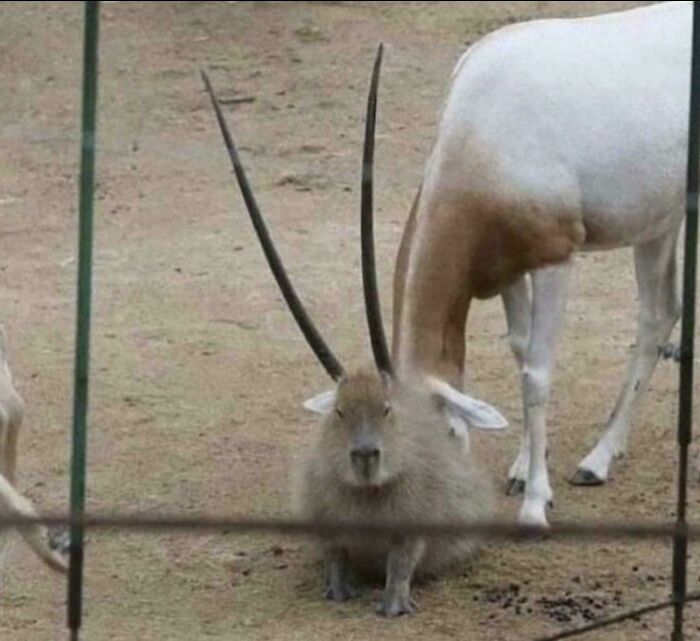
xmin=2 ymin=513 xmax=700 ymax=542
xmin=6 ymin=2 xmax=699 ymax=640
xmin=3 ymin=511 xmax=700 ymax=639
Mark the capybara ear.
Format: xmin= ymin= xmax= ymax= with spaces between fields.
xmin=303 ymin=389 xmax=338 ymax=415
xmin=426 ymin=377 xmax=508 ymax=431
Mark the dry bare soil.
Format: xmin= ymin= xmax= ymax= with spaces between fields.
xmin=1 ymin=2 xmax=699 ymax=640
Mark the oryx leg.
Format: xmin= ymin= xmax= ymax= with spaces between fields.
xmin=0 ymin=408 xmax=9 ymax=581
xmin=502 ymin=276 xmax=532 ymax=495
xmin=0 ymin=407 xmax=14 ymax=574
xmin=573 ymin=230 xmax=681 ymax=485
xmin=0 ymin=403 xmax=68 ymax=575
xmin=518 ymin=263 xmax=571 ymax=527
xmin=503 ymin=275 xmax=532 ymax=369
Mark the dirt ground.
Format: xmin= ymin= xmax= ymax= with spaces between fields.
xmin=1 ymin=1 xmax=699 ymax=639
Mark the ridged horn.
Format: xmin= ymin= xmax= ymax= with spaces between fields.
xmin=360 ymin=45 xmax=394 ymax=377
xmin=202 ymin=70 xmax=345 ymax=382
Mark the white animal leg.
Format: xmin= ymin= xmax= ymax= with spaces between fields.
xmin=519 ymin=263 xmax=571 ymax=527
xmin=502 ymin=275 xmax=532 ymax=370
xmin=502 ymin=276 xmax=532 ymax=494
xmin=0 ymin=473 xmax=68 ymax=574
xmin=574 ymin=230 xmax=681 ymax=484
xmin=0 ymin=410 xmax=10 ymax=576
xmin=0 ymin=406 xmax=68 ymax=576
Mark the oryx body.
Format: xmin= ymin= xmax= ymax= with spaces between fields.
xmin=394 ymin=0 xmax=690 ymax=526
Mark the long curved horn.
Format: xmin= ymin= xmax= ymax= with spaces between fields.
xmin=201 ymin=70 xmax=345 ymax=382
xmin=361 ymin=45 xmax=394 ymax=377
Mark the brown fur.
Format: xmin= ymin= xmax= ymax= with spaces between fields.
xmin=392 ymin=185 xmax=422 ymax=360
xmin=293 ymin=368 xmax=494 ymax=583
xmin=393 ymin=184 xmax=585 ymax=388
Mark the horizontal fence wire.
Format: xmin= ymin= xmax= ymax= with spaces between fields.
xmin=3 ymin=512 xmax=700 ymax=541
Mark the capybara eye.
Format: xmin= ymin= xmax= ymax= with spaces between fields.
xmin=335 ymin=408 xmax=344 ymax=419
xmin=383 ymin=404 xmax=391 ymax=417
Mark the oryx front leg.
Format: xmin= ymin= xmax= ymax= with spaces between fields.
xmin=0 ymin=410 xmax=11 ymax=575
xmin=502 ymin=276 xmax=532 ymax=495
xmin=574 ymin=231 xmax=681 ymax=485
xmin=0 ymin=403 xmax=68 ymax=575
xmin=518 ymin=264 xmax=570 ymax=528
xmin=502 ymin=275 xmax=532 ymax=370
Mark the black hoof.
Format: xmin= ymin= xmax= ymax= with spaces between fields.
xmin=48 ymin=528 xmax=71 ymax=556
xmin=506 ymin=478 xmax=526 ymax=496
xmin=569 ymin=469 xmax=605 ymax=487
xmin=660 ymin=343 xmax=680 ymax=361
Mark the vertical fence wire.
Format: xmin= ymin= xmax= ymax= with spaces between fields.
xmin=672 ymin=3 xmax=700 ymax=640
xmin=68 ymin=2 xmax=100 ymax=640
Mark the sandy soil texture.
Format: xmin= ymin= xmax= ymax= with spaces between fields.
xmin=0 ymin=2 xmax=698 ymax=640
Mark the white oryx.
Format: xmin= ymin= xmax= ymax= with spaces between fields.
xmin=0 ymin=325 xmax=67 ymax=575
xmin=207 ymin=0 xmax=692 ymax=528
xmin=393 ymin=0 xmax=690 ymax=526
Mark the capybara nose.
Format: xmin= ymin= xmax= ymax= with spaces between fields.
xmin=351 ymin=446 xmax=380 ymax=463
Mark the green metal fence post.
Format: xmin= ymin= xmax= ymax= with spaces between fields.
xmin=671 ymin=3 xmax=700 ymax=640
xmin=68 ymin=2 xmax=100 ymax=640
